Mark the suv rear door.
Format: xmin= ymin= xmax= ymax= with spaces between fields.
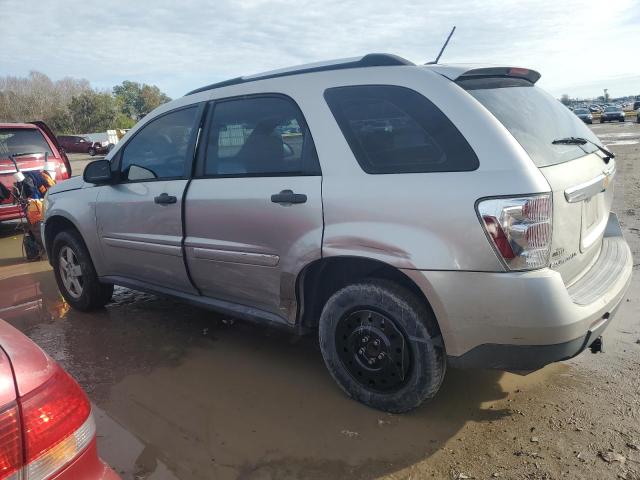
xmin=184 ymin=95 xmax=323 ymax=321
xmin=460 ymin=76 xmax=613 ymax=284
xmin=95 ymin=105 xmax=203 ymax=293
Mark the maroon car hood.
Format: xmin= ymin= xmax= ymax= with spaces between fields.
xmin=0 ymin=319 xmax=56 ymax=397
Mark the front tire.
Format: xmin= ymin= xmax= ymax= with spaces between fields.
xmin=318 ymin=280 xmax=446 ymax=413
xmin=52 ymin=230 xmax=113 ymax=311
xmin=88 ymin=147 xmax=96 ymax=156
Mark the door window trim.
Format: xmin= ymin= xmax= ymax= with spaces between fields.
xmin=113 ymin=102 xmax=207 ymax=184
xmin=193 ymin=93 xmax=322 ymax=179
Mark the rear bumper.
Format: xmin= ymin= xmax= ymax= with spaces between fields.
xmin=51 ymin=439 xmax=120 ymax=480
xmin=403 ymin=213 xmax=633 ymax=370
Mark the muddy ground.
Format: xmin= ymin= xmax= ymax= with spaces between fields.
xmin=0 ymin=121 xmax=639 ymax=480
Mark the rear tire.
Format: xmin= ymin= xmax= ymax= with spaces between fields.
xmin=620 ymin=118 xmax=625 ymax=123
xmin=52 ymin=230 xmax=113 ymax=311
xmin=318 ymin=280 xmax=446 ymax=413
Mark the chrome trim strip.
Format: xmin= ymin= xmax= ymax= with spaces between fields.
xmin=564 ymin=165 xmax=616 ymax=203
xmin=102 ymin=237 xmax=182 ymax=256
xmin=193 ymin=247 xmax=279 ymax=266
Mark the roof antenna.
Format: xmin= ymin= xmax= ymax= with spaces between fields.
xmin=427 ymin=26 xmax=456 ymax=64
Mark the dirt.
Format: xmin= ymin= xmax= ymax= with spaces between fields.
xmin=0 ymin=121 xmax=638 ymax=480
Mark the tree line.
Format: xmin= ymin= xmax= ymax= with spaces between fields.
xmin=0 ymin=71 xmax=171 ymax=134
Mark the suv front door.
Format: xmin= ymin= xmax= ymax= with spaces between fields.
xmin=184 ymin=95 xmax=323 ymax=321
xmin=96 ymin=105 xmax=202 ymax=293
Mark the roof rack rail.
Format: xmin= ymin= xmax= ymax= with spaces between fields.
xmin=185 ymin=53 xmax=414 ymax=96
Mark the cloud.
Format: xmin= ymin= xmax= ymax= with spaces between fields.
xmin=0 ymin=0 xmax=637 ymax=98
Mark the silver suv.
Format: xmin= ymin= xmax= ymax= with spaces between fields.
xmin=43 ymin=54 xmax=632 ymax=412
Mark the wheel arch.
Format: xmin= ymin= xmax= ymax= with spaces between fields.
xmin=296 ymin=255 xmax=441 ymax=336
xmin=44 ymin=214 xmax=85 ymax=263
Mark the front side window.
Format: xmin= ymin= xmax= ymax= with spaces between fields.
xmin=204 ymin=96 xmax=319 ymax=176
xmin=121 ymin=107 xmax=199 ymax=181
xmin=0 ymin=128 xmax=53 ymax=159
xmin=324 ymin=85 xmax=479 ymax=174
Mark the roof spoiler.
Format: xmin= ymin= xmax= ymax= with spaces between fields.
xmin=457 ymin=67 xmax=541 ymax=84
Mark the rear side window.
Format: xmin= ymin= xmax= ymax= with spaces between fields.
xmin=0 ymin=128 xmax=53 ymax=159
xmin=204 ymin=96 xmax=320 ymax=176
xmin=324 ymin=85 xmax=478 ymax=174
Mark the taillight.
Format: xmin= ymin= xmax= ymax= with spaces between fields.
xmin=477 ymin=194 xmax=552 ymax=270
xmin=21 ymin=366 xmax=94 ymax=480
xmin=2 ymin=365 xmax=95 ymax=480
xmin=0 ymin=403 xmax=21 ymax=480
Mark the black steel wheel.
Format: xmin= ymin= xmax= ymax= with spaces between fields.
xmin=335 ymin=309 xmax=411 ymax=393
xmin=319 ymin=280 xmax=446 ymax=413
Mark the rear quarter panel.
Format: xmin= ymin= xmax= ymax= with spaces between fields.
xmin=0 ymin=346 xmax=16 ymax=408
xmin=0 ymin=319 xmax=56 ymax=397
xmin=240 ymin=67 xmax=552 ymax=271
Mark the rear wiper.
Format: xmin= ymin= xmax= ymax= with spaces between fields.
xmin=552 ymin=137 xmax=615 ymax=160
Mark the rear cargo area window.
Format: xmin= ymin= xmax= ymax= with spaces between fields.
xmin=0 ymin=128 xmax=53 ymax=159
xmin=324 ymin=85 xmax=478 ymax=174
xmin=459 ymin=78 xmax=601 ymax=167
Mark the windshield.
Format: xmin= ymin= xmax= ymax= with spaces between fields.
xmin=605 ymin=106 xmax=621 ymax=112
xmin=574 ymin=109 xmax=588 ymax=114
xmin=0 ymin=128 xmax=54 ymax=159
xmin=459 ymin=78 xmax=601 ymax=167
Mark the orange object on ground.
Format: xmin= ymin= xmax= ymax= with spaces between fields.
xmin=26 ymin=199 xmax=44 ymax=224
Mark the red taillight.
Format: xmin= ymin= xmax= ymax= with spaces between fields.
xmin=0 ymin=403 xmax=21 ymax=480
xmin=22 ymin=365 xmax=90 ymax=460
xmin=478 ymin=194 xmax=553 ymax=270
xmin=482 ymin=215 xmax=515 ymax=259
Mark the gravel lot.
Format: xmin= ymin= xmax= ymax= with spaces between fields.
xmin=0 ymin=120 xmax=638 ymax=480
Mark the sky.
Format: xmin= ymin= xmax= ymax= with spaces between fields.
xmin=0 ymin=0 xmax=638 ymax=100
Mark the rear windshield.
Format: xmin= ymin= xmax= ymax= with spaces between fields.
xmin=459 ymin=78 xmax=601 ymax=167
xmin=0 ymin=128 xmax=53 ymax=160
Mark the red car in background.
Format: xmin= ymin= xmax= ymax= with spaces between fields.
xmin=0 ymin=319 xmax=119 ymax=480
xmin=0 ymin=122 xmax=72 ymax=222
xmin=57 ymin=135 xmax=108 ymax=156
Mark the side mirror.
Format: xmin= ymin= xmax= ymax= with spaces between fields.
xmin=83 ymin=159 xmax=113 ymax=184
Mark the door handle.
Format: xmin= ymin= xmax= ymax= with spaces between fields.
xmin=271 ymin=189 xmax=307 ymax=204
xmin=154 ymin=193 xmax=177 ymax=205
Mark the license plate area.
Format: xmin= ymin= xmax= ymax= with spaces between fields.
xmin=580 ymin=192 xmax=608 ymax=252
